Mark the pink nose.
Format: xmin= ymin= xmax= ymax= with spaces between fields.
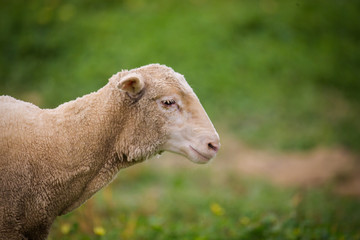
xmin=208 ymin=142 xmax=219 ymax=153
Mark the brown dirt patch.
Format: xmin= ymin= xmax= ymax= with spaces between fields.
xmin=154 ymin=130 xmax=360 ymax=196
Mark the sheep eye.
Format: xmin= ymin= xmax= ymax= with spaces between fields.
xmin=161 ymin=99 xmax=176 ymax=106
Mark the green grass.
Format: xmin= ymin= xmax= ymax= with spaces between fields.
xmin=1 ymin=1 xmax=360 ymax=239
xmin=1 ymin=0 xmax=360 ymax=151
xmin=49 ymin=164 xmax=360 ymax=240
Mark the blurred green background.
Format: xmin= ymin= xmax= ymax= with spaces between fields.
xmin=1 ymin=0 xmax=360 ymax=151
xmin=1 ymin=0 xmax=360 ymax=239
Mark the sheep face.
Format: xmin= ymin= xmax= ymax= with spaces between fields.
xmin=116 ymin=64 xmax=220 ymax=164
xmin=156 ymin=90 xmax=220 ymax=164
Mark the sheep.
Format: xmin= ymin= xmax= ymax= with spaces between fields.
xmin=0 ymin=64 xmax=220 ymax=240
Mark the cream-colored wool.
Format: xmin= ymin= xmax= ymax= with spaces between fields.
xmin=0 ymin=64 xmax=219 ymax=240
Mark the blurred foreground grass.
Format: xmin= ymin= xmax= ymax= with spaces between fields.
xmin=49 ymin=162 xmax=360 ymax=240
xmin=1 ymin=0 xmax=360 ymax=151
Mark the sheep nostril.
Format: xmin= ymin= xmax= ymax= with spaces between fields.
xmin=208 ymin=142 xmax=219 ymax=153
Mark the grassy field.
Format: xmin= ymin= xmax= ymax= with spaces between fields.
xmin=1 ymin=0 xmax=360 ymax=239
xmin=48 ymin=162 xmax=360 ymax=240
xmin=1 ymin=0 xmax=360 ymax=151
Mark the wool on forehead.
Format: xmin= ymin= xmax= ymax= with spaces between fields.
xmin=134 ymin=64 xmax=195 ymax=94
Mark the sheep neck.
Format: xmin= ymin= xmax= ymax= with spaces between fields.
xmin=46 ymin=84 xmax=138 ymax=215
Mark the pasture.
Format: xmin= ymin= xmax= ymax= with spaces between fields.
xmin=1 ymin=0 xmax=359 ymax=239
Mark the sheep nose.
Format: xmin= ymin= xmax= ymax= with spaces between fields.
xmin=208 ymin=141 xmax=220 ymax=153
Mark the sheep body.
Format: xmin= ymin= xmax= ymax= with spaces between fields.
xmin=0 ymin=64 xmax=219 ymax=240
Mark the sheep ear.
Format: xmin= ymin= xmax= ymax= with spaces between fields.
xmin=117 ymin=73 xmax=145 ymax=96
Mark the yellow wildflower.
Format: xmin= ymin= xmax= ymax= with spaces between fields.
xmin=93 ymin=226 xmax=106 ymax=236
xmin=60 ymin=223 xmax=71 ymax=235
xmin=210 ymin=203 xmax=225 ymax=216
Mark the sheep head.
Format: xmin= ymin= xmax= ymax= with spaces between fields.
xmin=112 ymin=64 xmax=220 ymax=164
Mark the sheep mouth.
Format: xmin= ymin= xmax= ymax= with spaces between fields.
xmin=189 ymin=146 xmax=211 ymax=162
